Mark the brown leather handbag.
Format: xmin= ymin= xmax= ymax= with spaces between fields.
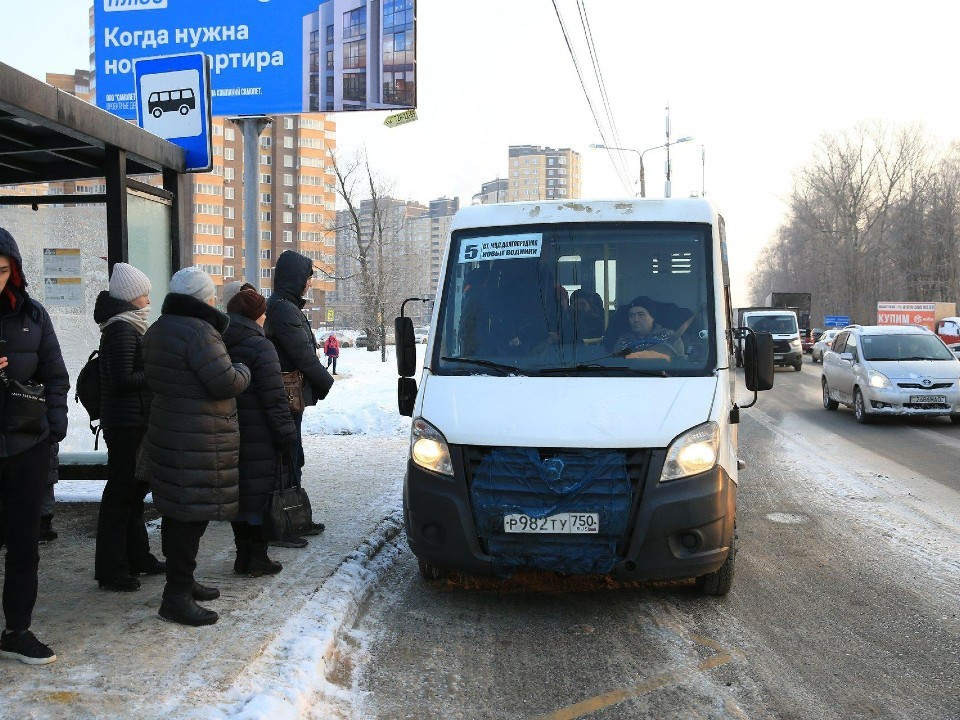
xmin=281 ymin=369 xmax=305 ymax=414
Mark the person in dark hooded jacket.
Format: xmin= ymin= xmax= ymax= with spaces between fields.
xmin=223 ymin=288 xmax=297 ymax=576
xmin=143 ymin=267 xmax=250 ymax=627
xmin=0 ymin=226 xmax=68 ymax=665
xmin=93 ymin=262 xmax=164 ymax=593
xmin=264 ymin=250 xmax=333 ymax=544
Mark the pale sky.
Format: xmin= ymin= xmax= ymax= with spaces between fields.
xmin=2 ymin=0 xmax=958 ymax=305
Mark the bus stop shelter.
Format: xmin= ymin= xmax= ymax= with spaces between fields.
xmin=0 ymin=60 xmax=188 ymax=269
xmin=0 ymin=60 xmax=189 ymax=467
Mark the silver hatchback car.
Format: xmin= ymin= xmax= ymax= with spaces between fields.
xmin=821 ymin=325 xmax=960 ymax=424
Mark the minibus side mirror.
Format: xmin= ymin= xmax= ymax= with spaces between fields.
xmin=395 ymin=316 xmax=417 ymax=378
xmin=744 ymin=331 xmax=775 ymax=391
xmin=398 ymin=377 xmax=417 ymax=417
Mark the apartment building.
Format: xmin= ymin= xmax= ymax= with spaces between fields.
xmin=304 ymin=0 xmax=416 ymax=112
xmin=191 ymin=114 xmax=337 ymax=324
xmin=505 ymin=145 xmax=582 ymax=202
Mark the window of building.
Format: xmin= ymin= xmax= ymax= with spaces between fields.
xmin=261 ymin=268 xmax=272 ymax=279
xmin=343 ymin=6 xmax=366 ymax=39
xmin=284 ymin=117 xmax=294 ymax=130
xmin=326 ymin=76 xmax=335 ymax=95
xmin=283 ymin=230 xmax=293 ymax=243
xmin=223 ymin=265 xmax=234 ymax=278
xmin=283 ymin=192 xmax=294 ymax=206
xmin=260 ymin=136 xmax=271 ymax=147
xmin=225 ymin=128 xmax=235 ymax=141
xmin=224 ymin=226 xmax=235 ymax=239
xmin=283 ymin=154 xmax=294 ymax=167
xmin=284 ymin=174 xmax=294 ymax=186
xmin=261 ymin=232 xmax=272 ymax=243
xmin=224 ymin=187 xmax=235 ymax=200
xmin=260 ymin=211 xmax=271 ymax=222
xmin=224 ymin=148 xmax=235 ymax=161
xmin=283 ymin=212 xmax=293 ymax=224
xmin=325 ymin=24 xmax=334 ymax=44
xmin=343 ymin=72 xmax=366 ymax=102
xmin=261 ymin=249 xmax=272 ymax=259
xmin=224 ymin=207 xmax=235 ymax=219
xmin=261 ymin=193 xmax=271 ymax=204
xmin=260 ymin=174 xmax=271 ymax=185
xmin=224 ymin=246 xmax=235 ymax=258
xmin=224 ymin=167 xmax=235 ymax=181
xmin=326 ymin=50 xmax=334 ymax=70
xmin=283 ymin=136 xmax=294 ymax=148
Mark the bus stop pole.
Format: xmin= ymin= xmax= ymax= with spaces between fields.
xmin=230 ymin=116 xmax=272 ymax=290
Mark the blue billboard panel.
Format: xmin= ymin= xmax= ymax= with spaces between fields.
xmin=94 ymin=0 xmax=416 ymax=118
xmin=824 ymin=315 xmax=851 ymax=327
xmin=134 ymin=52 xmax=212 ymax=172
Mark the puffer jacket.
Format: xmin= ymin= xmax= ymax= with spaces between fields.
xmin=0 ymin=227 xmax=69 ymax=458
xmin=223 ymin=313 xmax=298 ymax=514
xmin=264 ymin=250 xmax=334 ymax=408
xmin=142 ymin=292 xmax=251 ymax=522
xmin=94 ymin=291 xmax=151 ymax=430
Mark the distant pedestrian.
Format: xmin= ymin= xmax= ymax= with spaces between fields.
xmin=143 ymin=267 xmax=250 ymax=626
xmin=323 ymin=333 xmax=340 ymax=375
xmin=0 ymin=226 xmax=69 ymax=665
xmin=264 ymin=251 xmax=333 ymax=546
xmin=223 ymin=288 xmax=297 ymax=577
xmin=93 ymin=262 xmax=165 ymax=593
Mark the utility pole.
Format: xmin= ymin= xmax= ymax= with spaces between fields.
xmin=664 ymin=103 xmax=672 ymax=198
xmin=229 ymin=115 xmax=272 ymax=290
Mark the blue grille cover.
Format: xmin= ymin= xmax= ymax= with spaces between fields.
xmin=470 ymin=448 xmax=633 ymax=576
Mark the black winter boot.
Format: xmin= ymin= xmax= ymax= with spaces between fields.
xmin=39 ymin=515 xmax=57 ymax=543
xmin=192 ymin=581 xmax=220 ymax=602
xmin=231 ymin=521 xmax=250 ymax=574
xmin=158 ymin=594 xmax=218 ymax=626
xmin=247 ymin=525 xmax=282 ymax=577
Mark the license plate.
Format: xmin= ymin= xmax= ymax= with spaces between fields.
xmin=774 ymin=354 xmax=783 ymax=360
xmin=503 ymin=512 xmax=599 ymax=534
xmin=909 ymin=395 xmax=946 ymax=404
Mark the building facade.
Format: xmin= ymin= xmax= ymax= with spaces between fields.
xmin=304 ymin=0 xmax=416 ymax=112
xmin=505 ymin=145 xmax=582 ymax=202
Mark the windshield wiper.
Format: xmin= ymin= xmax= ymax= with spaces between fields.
xmin=441 ymin=356 xmax=524 ymax=376
xmin=537 ymin=364 xmax=671 ymax=377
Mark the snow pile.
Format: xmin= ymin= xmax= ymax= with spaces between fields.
xmin=206 ymin=511 xmax=404 ymax=720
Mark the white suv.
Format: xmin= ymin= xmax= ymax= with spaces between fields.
xmin=821 ymin=325 xmax=960 ymax=424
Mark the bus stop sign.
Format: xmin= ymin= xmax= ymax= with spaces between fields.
xmin=133 ymin=52 xmax=212 ymax=172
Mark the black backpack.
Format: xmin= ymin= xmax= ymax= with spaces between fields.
xmin=75 ymin=349 xmax=102 ymax=448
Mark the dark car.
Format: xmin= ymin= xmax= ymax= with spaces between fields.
xmin=801 ymin=327 xmax=821 ymax=354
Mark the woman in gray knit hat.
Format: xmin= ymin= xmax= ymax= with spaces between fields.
xmin=93 ymin=262 xmax=164 ymax=592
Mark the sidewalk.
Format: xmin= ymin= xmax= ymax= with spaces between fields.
xmin=0 ymin=433 xmax=407 ymax=720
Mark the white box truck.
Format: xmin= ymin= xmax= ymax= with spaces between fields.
xmin=394 ymin=199 xmax=774 ymax=595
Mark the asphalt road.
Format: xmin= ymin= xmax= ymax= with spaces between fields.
xmin=346 ymin=356 xmax=960 ymax=720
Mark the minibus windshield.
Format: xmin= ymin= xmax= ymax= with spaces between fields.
xmin=433 ymin=223 xmax=715 ymax=376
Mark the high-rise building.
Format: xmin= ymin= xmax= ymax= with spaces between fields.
xmin=45 ymin=69 xmax=92 ymax=103
xmin=473 ymin=178 xmax=509 ymax=205
xmin=505 ymin=145 xmax=582 ymax=202
xmin=304 ymin=0 xmax=416 ymax=112
xmin=191 ymin=114 xmax=337 ymax=324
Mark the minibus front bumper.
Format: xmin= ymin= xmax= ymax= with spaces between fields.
xmin=403 ymin=446 xmax=736 ymax=581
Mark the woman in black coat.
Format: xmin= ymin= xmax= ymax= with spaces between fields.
xmin=223 ymin=288 xmax=297 ymax=576
xmin=0 ymin=227 xmax=68 ymax=665
xmin=93 ymin=262 xmax=164 ymax=592
xmin=265 ymin=250 xmax=333 ymax=544
xmin=142 ymin=267 xmax=250 ymax=627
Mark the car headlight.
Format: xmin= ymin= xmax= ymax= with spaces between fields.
xmin=660 ymin=422 xmax=720 ymax=482
xmin=790 ymin=338 xmax=801 ymax=348
xmin=410 ymin=417 xmax=454 ymax=476
xmin=868 ymin=371 xmax=891 ymax=389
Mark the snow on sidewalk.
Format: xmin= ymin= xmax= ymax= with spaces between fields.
xmin=0 ymin=347 xmax=417 ymax=719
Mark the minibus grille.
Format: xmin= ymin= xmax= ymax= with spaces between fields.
xmin=460 ymin=445 xmax=652 ymax=567
xmin=773 ymin=340 xmax=791 ymax=353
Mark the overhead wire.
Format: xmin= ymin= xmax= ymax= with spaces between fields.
xmin=575 ymin=0 xmax=632 ymax=190
xmin=549 ymin=0 xmax=631 ymax=195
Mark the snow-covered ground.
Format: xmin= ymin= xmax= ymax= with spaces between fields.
xmin=0 ymin=345 xmax=419 ymax=719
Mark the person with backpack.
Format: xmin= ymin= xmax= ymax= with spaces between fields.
xmin=93 ymin=262 xmax=163 ymax=593
xmin=264 ymin=251 xmax=334 ymax=547
xmin=143 ymin=267 xmax=250 ymax=626
xmin=0 ymin=227 xmax=69 ymax=665
xmin=323 ymin=333 xmax=340 ymax=375
xmin=222 ymin=288 xmax=297 ymax=577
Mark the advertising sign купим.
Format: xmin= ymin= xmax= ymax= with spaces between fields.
xmin=94 ymin=0 xmax=416 ymax=117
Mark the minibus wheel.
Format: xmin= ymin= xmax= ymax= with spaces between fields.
xmin=696 ymin=526 xmax=736 ymax=596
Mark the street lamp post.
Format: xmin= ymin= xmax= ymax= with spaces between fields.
xmin=590 ymin=137 xmax=693 ymax=198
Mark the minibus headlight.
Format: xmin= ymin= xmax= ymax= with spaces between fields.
xmin=660 ymin=422 xmax=720 ymax=482
xmin=868 ymin=371 xmax=891 ymax=389
xmin=410 ymin=417 xmax=454 ymax=476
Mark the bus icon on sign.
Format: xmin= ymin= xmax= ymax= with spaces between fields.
xmin=148 ymin=88 xmax=196 ymax=118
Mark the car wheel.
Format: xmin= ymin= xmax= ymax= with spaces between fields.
xmin=822 ymin=378 xmax=839 ymax=410
xmin=853 ymin=388 xmax=873 ymax=424
xmin=418 ymin=558 xmax=457 ymax=581
xmin=697 ymin=524 xmax=736 ymax=596
xmin=793 ymin=361 xmax=802 ymax=371
xmin=812 ymin=351 xmax=820 ymax=364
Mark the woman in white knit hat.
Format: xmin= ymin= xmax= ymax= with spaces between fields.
xmin=93 ymin=262 xmax=164 ymax=592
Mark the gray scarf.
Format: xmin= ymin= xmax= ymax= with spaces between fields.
xmin=99 ymin=308 xmax=149 ymax=336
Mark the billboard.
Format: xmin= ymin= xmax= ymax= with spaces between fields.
xmin=876 ymin=301 xmax=958 ymax=332
xmin=94 ymin=0 xmax=416 ymax=118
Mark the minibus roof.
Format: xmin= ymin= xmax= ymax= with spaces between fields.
xmin=450 ymin=198 xmax=718 ymax=233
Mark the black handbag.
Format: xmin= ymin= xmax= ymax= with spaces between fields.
xmin=263 ymin=450 xmax=313 ymax=541
xmin=0 ymin=367 xmax=46 ymax=436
